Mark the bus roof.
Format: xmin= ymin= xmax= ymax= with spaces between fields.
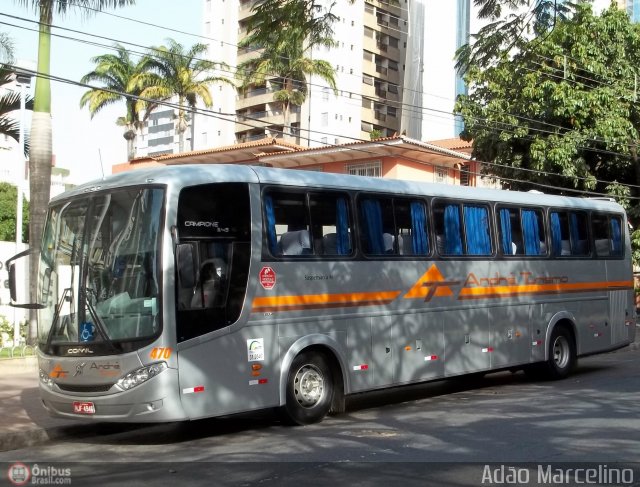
xmin=53 ymin=164 xmax=625 ymax=213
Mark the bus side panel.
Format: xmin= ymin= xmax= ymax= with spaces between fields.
xmin=176 ymin=325 xmax=280 ymax=420
xmin=393 ymin=312 xmax=444 ymax=384
xmin=572 ymin=297 xmax=610 ymax=355
xmin=346 ymin=317 xmax=375 ymax=392
xmin=443 ymin=307 xmax=490 ymax=377
xmin=606 ymin=258 xmax=635 ymax=347
xmin=489 ymin=305 xmax=532 ymax=369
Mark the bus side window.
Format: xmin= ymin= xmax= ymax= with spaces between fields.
xmin=359 ymin=197 xmax=394 ymax=255
xmin=550 ymin=211 xmax=589 ymax=257
xmin=498 ymin=207 xmax=524 ymax=255
xmin=521 ymin=208 xmax=546 ymax=256
xmin=394 ymin=199 xmax=429 ymax=256
xmin=592 ymin=213 xmax=622 ymax=257
xmin=308 ymin=193 xmax=352 ymax=256
xmin=264 ymin=191 xmax=311 ymax=257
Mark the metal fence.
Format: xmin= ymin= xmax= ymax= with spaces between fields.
xmin=0 ymin=345 xmax=35 ymax=359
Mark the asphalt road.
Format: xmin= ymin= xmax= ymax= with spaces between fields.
xmin=1 ymin=346 xmax=639 ymax=486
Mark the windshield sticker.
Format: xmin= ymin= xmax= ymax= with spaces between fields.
xmin=247 ymin=338 xmax=265 ymax=362
xmin=80 ymin=322 xmax=95 ymax=342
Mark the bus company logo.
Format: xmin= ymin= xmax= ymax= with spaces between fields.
xmin=49 ymin=364 xmax=68 ymax=379
xmin=7 ymin=462 xmax=30 ymax=486
xmin=404 ymin=264 xmax=460 ymax=302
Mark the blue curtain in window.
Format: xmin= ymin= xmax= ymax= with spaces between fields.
xmin=464 ymin=205 xmax=491 ymax=255
xmin=410 ymin=201 xmax=429 ymax=255
xmin=264 ymin=195 xmax=277 ymax=254
xmin=444 ymin=204 xmax=463 ymax=255
xmin=361 ymin=199 xmax=385 ymax=254
xmin=550 ymin=212 xmax=562 ymax=256
xmin=522 ymin=210 xmax=541 ymax=255
xmin=611 ymin=217 xmax=622 ymax=255
xmin=569 ymin=213 xmax=580 ymax=246
xmin=499 ymin=208 xmax=512 ymax=255
xmin=336 ymin=197 xmax=350 ymax=255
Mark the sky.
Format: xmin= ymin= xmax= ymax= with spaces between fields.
xmin=1 ymin=0 xmax=202 ymax=184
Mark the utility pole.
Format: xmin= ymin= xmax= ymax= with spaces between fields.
xmin=14 ymin=68 xmax=32 ymax=346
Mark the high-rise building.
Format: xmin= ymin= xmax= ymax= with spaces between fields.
xmin=189 ymin=0 xmax=623 ymax=153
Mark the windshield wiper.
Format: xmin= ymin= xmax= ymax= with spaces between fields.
xmin=81 ymin=287 xmax=119 ymax=353
xmin=44 ymin=287 xmax=71 ymax=354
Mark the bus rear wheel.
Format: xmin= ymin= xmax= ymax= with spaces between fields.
xmin=282 ymin=352 xmax=333 ymax=425
xmin=543 ymin=325 xmax=576 ymax=380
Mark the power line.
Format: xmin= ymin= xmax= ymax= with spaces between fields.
xmin=6 ymin=61 xmax=640 ymax=202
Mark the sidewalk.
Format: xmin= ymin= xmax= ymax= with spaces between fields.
xmin=1 ymin=338 xmax=639 ymax=453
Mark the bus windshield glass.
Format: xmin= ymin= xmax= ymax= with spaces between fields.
xmin=38 ymin=188 xmax=164 ymax=352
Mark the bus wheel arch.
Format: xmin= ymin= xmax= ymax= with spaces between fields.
xmin=279 ymin=339 xmax=347 ymax=425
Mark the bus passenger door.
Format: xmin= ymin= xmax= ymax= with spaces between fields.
xmin=371 ymin=317 xmax=394 ymax=387
xmin=443 ymin=308 xmax=490 ymax=376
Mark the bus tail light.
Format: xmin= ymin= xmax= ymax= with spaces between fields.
xmin=117 ymin=362 xmax=168 ymax=391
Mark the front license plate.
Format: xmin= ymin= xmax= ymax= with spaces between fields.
xmin=73 ymin=401 xmax=95 ymax=414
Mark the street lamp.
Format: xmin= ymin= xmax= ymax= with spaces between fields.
xmin=13 ymin=68 xmax=32 ymax=346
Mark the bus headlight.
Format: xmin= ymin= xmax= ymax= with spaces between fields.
xmin=117 ymin=362 xmax=167 ymax=391
xmin=39 ymin=369 xmax=54 ymax=389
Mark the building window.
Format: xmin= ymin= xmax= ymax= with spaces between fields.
xmin=346 ymin=161 xmax=382 ymax=178
xmin=435 ymin=166 xmax=447 ymax=183
xmin=321 ymin=112 xmax=329 ymax=126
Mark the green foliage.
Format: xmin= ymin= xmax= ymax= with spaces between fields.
xmin=456 ymin=4 xmax=640 ymax=224
xmin=238 ymin=0 xmax=338 ymax=136
xmin=0 ymin=182 xmax=29 ymax=242
xmin=369 ymin=129 xmax=384 ymax=140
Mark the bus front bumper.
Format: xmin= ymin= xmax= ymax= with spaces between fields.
xmin=39 ymin=367 xmax=187 ymax=422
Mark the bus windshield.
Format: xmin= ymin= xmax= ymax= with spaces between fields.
xmin=38 ymin=188 xmax=164 ymax=353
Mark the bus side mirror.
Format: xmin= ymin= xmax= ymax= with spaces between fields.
xmin=6 ymin=249 xmax=44 ymax=309
xmin=176 ymin=243 xmax=196 ymax=289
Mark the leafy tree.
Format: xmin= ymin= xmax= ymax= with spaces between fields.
xmin=0 ymin=182 xmax=29 ymax=242
xmin=135 ymin=39 xmax=232 ymax=153
xmin=80 ymin=44 xmax=151 ymax=161
xmin=238 ymin=0 xmax=338 ymax=137
xmin=456 ymin=0 xmax=574 ymax=72
xmin=455 ymin=4 xmax=640 ymax=223
xmin=13 ymin=0 xmax=135 ymax=344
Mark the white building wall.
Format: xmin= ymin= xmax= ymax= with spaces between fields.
xmin=201 ymin=0 xmax=239 ymax=148
xmin=303 ymin=0 xmax=364 ymax=147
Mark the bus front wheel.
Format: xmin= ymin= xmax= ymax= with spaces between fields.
xmin=282 ymin=351 xmax=334 ymax=425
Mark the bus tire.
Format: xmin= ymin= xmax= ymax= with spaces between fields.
xmin=543 ymin=325 xmax=576 ymax=380
xmin=282 ymin=351 xmax=333 ymax=425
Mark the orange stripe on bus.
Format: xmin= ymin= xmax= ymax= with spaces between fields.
xmin=458 ymin=280 xmax=633 ymax=300
xmin=252 ymin=291 xmax=402 ymax=311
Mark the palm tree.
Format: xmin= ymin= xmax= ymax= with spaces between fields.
xmin=238 ymin=0 xmax=338 ymax=139
xmin=80 ymin=44 xmax=150 ymax=161
xmin=0 ymin=32 xmax=14 ymax=63
xmin=135 ymin=39 xmax=233 ymax=153
xmin=13 ymin=0 xmax=135 ymax=344
xmin=0 ymin=67 xmax=34 ymax=155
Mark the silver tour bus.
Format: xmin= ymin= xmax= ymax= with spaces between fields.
xmin=8 ymin=164 xmax=636 ymax=425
